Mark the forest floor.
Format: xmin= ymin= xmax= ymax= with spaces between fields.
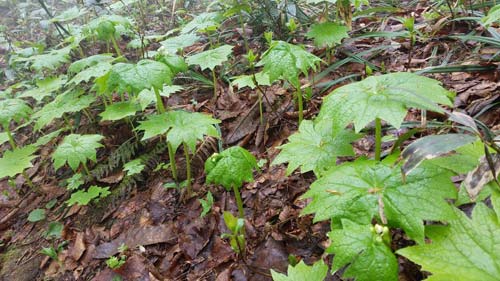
xmin=0 ymin=1 xmax=499 ymax=281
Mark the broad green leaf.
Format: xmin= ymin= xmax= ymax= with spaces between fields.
xmin=160 ymin=85 xmax=183 ymax=97
xmin=232 ymin=72 xmax=271 ymax=90
xmin=69 ymin=62 xmax=113 ymax=85
xmin=68 ymin=54 xmax=115 ymax=74
xmin=123 ymin=158 xmax=145 ymax=176
xmin=45 ymin=222 xmax=63 ymax=238
xmin=256 ymin=41 xmax=322 ymax=87
xmin=398 ymin=203 xmax=500 ymax=281
xmin=271 ymin=260 xmax=328 ymax=281
xmin=157 ymin=53 xmax=188 ymax=74
xmin=205 ymin=146 xmax=257 ymax=190
xmin=199 ymin=191 xmax=214 ymax=218
xmin=327 ymin=220 xmax=397 ymax=281
xmin=66 ymin=185 xmax=110 ymax=206
xmin=137 ymin=88 xmax=157 ymax=110
xmin=482 ymin=4 xmax=500 ymax=27
xmin=164 ymin=110 xmax=220 ymax=152
xmin=0 ymin=146 xmax=37 ymax=179
xmin=302 ymin=158 xmax=457 ymax=243
xmin=33 ymin=129 xmax=64 ymax=147
xmin=19 ymin=76 xmax=67 ymax=102
xmin=272 ymin=119 xmax=359 ymax=176
xmin=105 ymin=60 xmax=173 ymax=95
xmin=316 ymin=73 xmax=454 ymax=132
xmin=0 ymin=98 xmax=32 ymax=127
xmin=52 ymin=134 xmax=104 ymax=171
xmin=0 ymin=132 xmax=10 ymax=145
xmin=99 ymin=101 xmax=140 ymax=121
xmin=28 ymin=45 xmax=72 ymax=72
xmin=427 ymin=140 xmax=485 ymax=174
xmin=67 ymin=173 xmax=84 ymax=190
xmin=160 ymin=33 xmax=200 ymax=54
xmin=51 ymin=6 xmax=86 ymax=23
xmin=401 ymin=134 xmax=477 ymax=176
xmin=86 ymin=15 xmax=134 ymax=38
xmin=306 ymin=22 xmax=349 ymax=48
xmin=33 ymin=91 xmax=95 ymax=130
xmin=181 ymin=12 xmax=223 ymax=34
xmin=186 ymin=45 xmax=234 ymax=71
xmin=137 ymin=110 xmax=220 ymax=151
xmin=28 ymin=209 xmax=46 ymax=222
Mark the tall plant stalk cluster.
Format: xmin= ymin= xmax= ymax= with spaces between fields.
xmin=1 ymin=0 xmax=499 ymax=280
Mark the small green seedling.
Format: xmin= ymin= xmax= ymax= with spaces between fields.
xmin=186 ymin=45 xmax=234 ymax=100
xmin=221 ymin=211 xmax=245 ymax=254
xmin=257 ymin=40 xmax=321 ymax=124
xmin=271 ymin=260 xmax=328 ymax=281
xmin=52 ymin=134 xmax=104 ymax=175
xmin=205 ymin=146 xmax=258 ymax=219
xmin=106 ymin=243 xmax=128 ymax=269
xmin=199 ymin=191 xmax=214 ymax=218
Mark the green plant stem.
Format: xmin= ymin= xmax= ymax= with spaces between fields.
xmin=82 ymin=162 xmax=91 ymax=176
xmin=212 ymin=68 xmax=218 ymax=100
xmin=5 ymin=128 xmax=16 ymax=149
xmin=110 ymin=36 xmax=123 ymax=58
xmin=22 ymin=171 xmax=35 ymax=189
xmin=375 ymin=117 xmax=382 ymax=161
xmin=232 ymin=184 xmax=245 ymax=219
xmin=183 ymin=143 xmax=192 ymax=196
xmin=239 ymin=13 xmax=249 ymax=53
xmin=167 ymin=142 xmax=178 ymax=183
xmin=154 ymin=88 xmax=166 ymax=113
xmin=297 ymin=87 xmax=303 ymax=124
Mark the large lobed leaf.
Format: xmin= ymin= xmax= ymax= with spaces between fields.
xmin=316 ymin=72 xmax=454 ymax=133
xmin=186 ymin=45 xmax=234 ymax=71
xmin=306 ymin=22 xmax=349 ymax=48
xmin=302 ymin=158 xmax=457 ymax=243
xmin=271 ymin=260 xmax=328 ymax=281
xmin=0 ymin=145 xmax=38 ymax=179
xmin=0 ymin=98 xmax=32 ymax=127
xmin=105 ymin=59 xmax=173 ymax=95
xmin=205 ymin=146 xmax=258 ymax=190
xmin=256 ymin=41 xmax=322 ymax=87
xmin=272 ymin=119 xmax=360 ymax=176
xmin=52 ymin=134 xmax=104 ymax=171
xmin=328 ymin=220 xmax=398 ymax=281
xmin=398 ymin=200 xmax=500 ymax=281
xmin=136 ymin=110 xmax=220 ymax=152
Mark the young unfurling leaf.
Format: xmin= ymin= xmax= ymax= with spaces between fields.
xmin=205 ymin=146 xmax=257 ymax=190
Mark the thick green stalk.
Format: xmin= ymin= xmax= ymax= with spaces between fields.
xmin=375 ymin=118 xmax=382 ymax=161
xmin=82 ymin=162 xmax=91 ymax=176
xmin=168 ymin=142 xmax=178 ymax=183
xmin=153 ymin=88 xmax=166 ymax=113
xmin=110 ymin=36 xmax=123 ymax=58
xmin=232 ymin=184 xmax=245 ymax=219
xmin=183 ymin=143 xmax=192 ymax=196
xmin=6 ymin=128 xmax=16 ymax=149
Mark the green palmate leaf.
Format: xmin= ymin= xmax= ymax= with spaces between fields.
xmin=205 ymin=146 xmax=258 ymax=190
xmin=256 ymin=41 xmax=322 ymax=87
xmin=28 ymin=45 xmax=73 ymax=72
xmin=181 ymin=12 xmax=223 ymax=34
xmin=137 ymin=110 xmax=220 ymax=151
xmin=0 ymin=132 xmax=10 ymax=145
xmin=186 ymin=45 xmax=234 ymax=71
xmin=0 ymin=98 xmax=32 ymax=126
xmin=327 ymin=220 xmax=397 ymax=281
xmin=70 ymin=62 xmax=113 ymax=85
xmin=45 ymin=222 xmax=63 ymax=238
xmin=157 ymin=53 xmax=188 ymax=74
xmin=316 ymin=73 xmax=454 ymax=132
xmin=123 ymin=158 xmax=145 ymax=176
xmin=231 ymin=72 xmax=271 ymax=90
xmin=52 ymin=134 xmax=104 ymax=171
xmin=302 ymin=158 xmax=457 ymax=243
xmin=86 ymin=15 xmax=134 ymax=39
xmin=0 ymin=145 xmax=37 ymax=179
xmin=160 ymin=33 xmax=200 ymax=54
xmin=306 ymin=22 xmax=349 ymax=48
xmin=99 ymin=101 xmax=141 ymax=121
xmin=33 ymin=91 xmax=95 ymax=130
xmin=28 ymin=209 xmax=46 ymax=222
xmin=398 ymin=203 xmax=500 ymax=281
xmin=66 ymin=185 xmax=111 ymax=206
xmin=68 ymin=54 xmax=115 ymax=74
xmin=19 ymin=76 xmax=67 ymax=102
xmin=272 ymin=119 xmax=360 ymax=176
xmin=51 ymin=6 xmax=86 ymax=23
xmin=271 ymin=260 xmax=328 ymax=281
xmin=105 ymin=60 xmax=173 ymax=95
xmin=67 ymin=173 xmax=84 ymax=190
xmin=160 ymin=85 xmax=183 ymax=97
